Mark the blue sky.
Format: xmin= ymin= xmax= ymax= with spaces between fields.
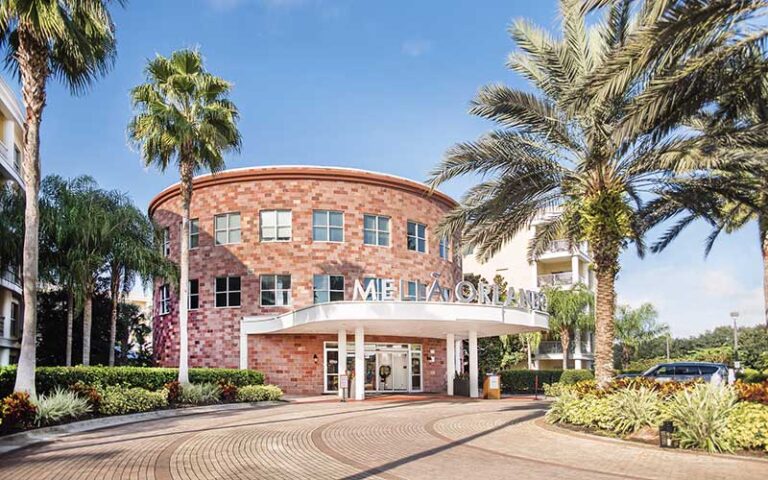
xmin=7 ymin=0 xmax=763 ymax=336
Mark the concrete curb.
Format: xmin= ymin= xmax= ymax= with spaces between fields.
xmin=0 ymin=401 xmax=284 ymax=456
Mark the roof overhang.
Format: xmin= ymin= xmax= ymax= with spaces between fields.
xmin=241 ymin=301 xmax=548 ymax=339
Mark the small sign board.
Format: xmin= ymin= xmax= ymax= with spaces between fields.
xmin=489 ymin=376 xmax=500 ymax=390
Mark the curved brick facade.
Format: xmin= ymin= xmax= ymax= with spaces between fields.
xmin=149 ymin=166 xmax=461 ymax=392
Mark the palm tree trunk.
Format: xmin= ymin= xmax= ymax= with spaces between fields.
xmin=108 ymin=263 xmax=120 ymax=366
xmin=13 ymin=27 xmax=50 ymax=395
xmin=66 ymin=289 xmax=74 ymax=367
xmin=177 ymin=161 xmax=193 ymax=384
xmin=82 ymin=292 xmax=93 ymax=366
xmin=594 ymin=266 xmax=617 ymax=385
xmin=560 ymin=329 xmax=570 ymax=370
xmin=759 ymin=215 xmax=768 ymax=328
xmin=526 ymin=337 xmax=533 ymax=369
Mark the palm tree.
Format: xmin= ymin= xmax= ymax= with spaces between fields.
xmin=428 ymin=0 xmax=765 ymax=384
xmin=128 ymin=49 xmax=241 ymax=384
xmin=614 ymin=303 xmax=668 ymax=370
xmin=1 ymin=0 xmax=123 ymax=394
xmin=518 ymin=332 xmax=541 ymax=370
xmin=544 ymin=285 xmax=593 ymax=369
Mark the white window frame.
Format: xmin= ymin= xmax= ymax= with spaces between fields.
xmin=313 ymin=210 xmax=344 ymax=242
xmin=9 ymin=300 xmax=20 ymax=338
xmin=214 ymin=212 xmax=241 ymax=245
xmin=161 ymin=228 xmax=170 ymax=257
xmin=313 ymin=274 xmax=345 ymax=304
xmin=407 ymin=221 xmax=427 ymax=253
xmin=363 ymin=214 xmax=390 ymax=247
xmin=215 ymin=276 xmax=242 ymax=308
xmin=13 ymin=146 xmax=21 ymax=174
xmin=260 ymin=274 xmax=292 ymax=306
xmin=188 ymin=279 xmax=200 ymax=310
xmin=189 ymin=218 xmax=200 ymax=249
xmin=260 ymin=210 xmax=292 ymax=242
xmin=159 ymin=284 xmax=171 ymax=315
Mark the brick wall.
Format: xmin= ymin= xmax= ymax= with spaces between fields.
xmin=149 ymin=167 xmax=461 ymax=371
xmin=248 ymin=333 xmax=447 ymax=395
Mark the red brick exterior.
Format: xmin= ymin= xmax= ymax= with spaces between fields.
xmin=248 ymin=334 xmax=447 ymax=395
xmin=149 ymin=166 xmax=461 ymax=392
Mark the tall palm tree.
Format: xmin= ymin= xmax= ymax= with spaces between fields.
xmin=518 ymin=332 xmax=541 ymax=370
xmin=428 ymin=0 xmax=766 ymax=384
xmin=1 ymin=0 xmax=123 ymax=394
xmin=128 ymin=49 xmax=241 ymax=384
xmin=614 ymin=303 xmax=668 ymax=370
xmin=544 ymin=285 xmax=594 ymax=369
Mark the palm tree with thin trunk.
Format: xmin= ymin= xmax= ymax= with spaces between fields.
xmin=428 ymin=0 xmax=766 ymax=384
xmin=519 ymin=332 xmax=541 ymax=370
xmin=129 ymin=49 xmax=241 ymax=384
xmin=613 ymin=303 xmax=667 ymax=370
xmin=544 ymin=285 xmax=594 ymax=369
xmin=1 ymin=0 xmax=123 ymax=394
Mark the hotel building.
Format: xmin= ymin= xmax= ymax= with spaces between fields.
xmin=149 ymin=166 xmax=547 ymax=398
xmin=0 ymin=77 xmax=25 ymax=366
xmin=462 ymin=210 xmax=596 ymax=370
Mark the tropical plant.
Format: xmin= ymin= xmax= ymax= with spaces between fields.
xmin=0 ymin=391 xmax=37 ymax=430
xmin=236 ymin=384 xmax=283 ymax=402
xmin=544 ymin=284 xmax=594 ymax=369
xmin=427 ymin=0 xmax=767 ymax=385
xmin=665 ymin=383 xmax=738 ymax=453
xmin=178 ymin=382 xmax=221 ymax=405
xmin=724 ymin=401 xmax=768 ymax=452
xmin=33 ymin=387 xmax=91 ymax=426
xmin=129 ymin=49 xmax=241 ymax=384
xmin=518 ymin=332 xmax=541 ymax=370
xmin=614 ymin=303 xmax=668 ymax=370
xmin=97 ymin=385 xmax=169 ymax=415
xmin=607 ymin=387 xmax=661 ymax=435
xmin=1 ymin=0 xmax=124 ymax=395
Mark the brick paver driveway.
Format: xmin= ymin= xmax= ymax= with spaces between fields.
xmin=1 ymin=397 xmax=765 ymax=479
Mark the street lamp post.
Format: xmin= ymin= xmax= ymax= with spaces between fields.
xmin=730 ymin=311 xmax=739 ymax=369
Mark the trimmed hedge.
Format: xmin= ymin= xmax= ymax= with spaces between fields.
xmin=0 ymin=366 xmax=264 ymax=397
xmin=560 ymin=369 xmax=594 ymax=385
xmin=501 ymin=370 xmax=564 ymax=393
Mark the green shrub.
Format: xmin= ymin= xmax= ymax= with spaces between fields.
xmin=97 ymin=386 xmax=168 ymax=416
xmin=500 ymin=370 xmax=563 ymax=393
xmin=607 ymin=387 xmax=661 ymax=435
xmin=724 ymin=401 xmax=768 ymax=452
xmin=178 ymin=383 xmax=221 ymax=405
xmin=665 ymin=383 xmax=737 ymax=453
xmin=34 ymin=388 xmax=91 ymax=426
xmin=0 ymin=392 xmax=37 ymax=431
xmin=68 ymin=381 xmax=102 ymax=410
xmin=560 ymin=370 xmax=594 ymax=385
xmin=546 ymin=391 xmax=613 ymax=431
xmin=739 ymin=368 xmax=768 ymax=384
xmin=0 ymin=366 xmax=265 ymax=397
xmin=236 ymin=385 xmax=283 ymax=402
xmin=543 ymin=382 xmax=566 ymax=397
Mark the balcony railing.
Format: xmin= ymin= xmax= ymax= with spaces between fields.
xmin=538 ymin=341 xmax=593 ymax=355
xmin=537 ymin=272 xmax=573 ymax=287
xmin=2 ymin=266 xmax=21 ymax=288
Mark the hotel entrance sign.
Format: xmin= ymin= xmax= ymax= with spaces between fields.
xmin=352 ymin=277 xmax=547 ymax=312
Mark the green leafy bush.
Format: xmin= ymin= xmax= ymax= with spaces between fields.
xmin=607 ymin=387 xmax=661 ymax=435
xmin=546 ymin=391 xmax=613 ymax=431
xmin=0 ymin=392 xmax=37 ymax=431
xmin=97 ymin=386 xmax=168 ymax=416
xmin=500 ymin=370 xmax=563 ymax=393
xmin=178 ymin=383 xmax=221 ymax=405
xmin=560 ymin=370 xmax=594 ymax=385
xmin=665 ymin=383 xmax=737 ymax=453
xmin=0 ymin=366 xmax=264 ymax=397
xmin=34 ymin=388 xmax=91 ymax=426
xmin=236 ymin=385 xmax=284 ymax=402
xmin=543 ymin=382 xmax=566 ymax=397
xmin=739 ymin=369 xmax=768 ymax=384
xmin=724 ymin=401 xmax=768 ymax=452
xmin=68 ymin=381 xmax=102 ymax=410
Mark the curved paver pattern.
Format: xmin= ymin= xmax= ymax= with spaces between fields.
xmin=1 ymin=398 xmax=765 ymax=480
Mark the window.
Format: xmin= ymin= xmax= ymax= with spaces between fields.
xmin=13 ymin=146 xmax=21 ymax=174
xmin=363 ymin=215 xmax=390 ymax=246
xmin=362 ymin=277 xmax=384 ymax=301
xmin=313 ymin=210 xmax=344 ymax=242
xmin=189 ymin=219 xmax=199 ymax=249
xmin=260 ymin=210 xmax=291 ymax=242
xmin=10 ymin=301 xmax=20 ymax=338
xmin=261 ymin=274 xmax=291 ymax=306
xmin=188 ymin=279 xmax=199 ymax=310
xmin=313 ymin=275 xmax=344 ymax=303
xmin=439 ymin=237 xmax=449 ymax=259
xmin=159 ymin=284 xmax=171 ymax=315
xmin=403 ymin=281 xmax=427 ymax=301
xmin=161 ymin=228 xmax=170 ymax=257
xmin=407 ymin=221 xmax=426 ymax=253
xmin=215 ymin=276 xmax=241 ymax=307
xmin=215 ymin=213 xmax=241 ymax=245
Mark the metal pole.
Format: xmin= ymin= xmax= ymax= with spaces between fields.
xmin=665 ymin=335 xmax=670 ymax=360
xmin=730 ymin=311 xmax=739 ymax=368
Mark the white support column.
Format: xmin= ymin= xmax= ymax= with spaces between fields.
xmin=468 ymin=331 xmax=479 ymax=398
xmin=338 ymin=329 xmax=347 ymax=399
xmin=571 ymin=255 xmax=580 ymax=286
xmin=0 ymin=291 xmax=10 ymax=366
xmin=3 ymin=120 xmax=14 ymax=166
xmin=454 ymin=339 xmax=463 ymax=374
xmin=354 ymin=327 xmax=365 ymax=400
xmin=446 ymin=334 xmax=455 ymax=396
xmin=238 ymin=320 xmax=248 ymax=370
xmin=532 ymin=260 xmax=539 ymax=289
xmin=574 ymin=329 xmax=583 ymax=370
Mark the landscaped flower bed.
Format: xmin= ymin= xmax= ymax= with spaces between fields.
xmin=0 ymin=366 xmax=283 ymax=434
xmin=545 ymin=377 xmax=768 ymax=454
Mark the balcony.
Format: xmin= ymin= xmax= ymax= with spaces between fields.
xmin=537 ymin=272 xmax=573 ymax=287
xmin=537 ymin=341 xmax=593 ymax=357
xmin=1 ymin=266 xmax=21 ymax=294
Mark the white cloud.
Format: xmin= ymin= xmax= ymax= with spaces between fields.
xmin=401 ymin=39 xmax=432 ymax=57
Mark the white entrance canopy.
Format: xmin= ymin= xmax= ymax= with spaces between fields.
xmin=240 ymin=301 xmax=548 ymax=338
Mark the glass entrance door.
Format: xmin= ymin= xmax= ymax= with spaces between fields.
xmin=376 ymin=350 xmax=409 ymax=391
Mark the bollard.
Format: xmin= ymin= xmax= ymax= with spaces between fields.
xmin=534 ymin=375 xmax=539 ymax=400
